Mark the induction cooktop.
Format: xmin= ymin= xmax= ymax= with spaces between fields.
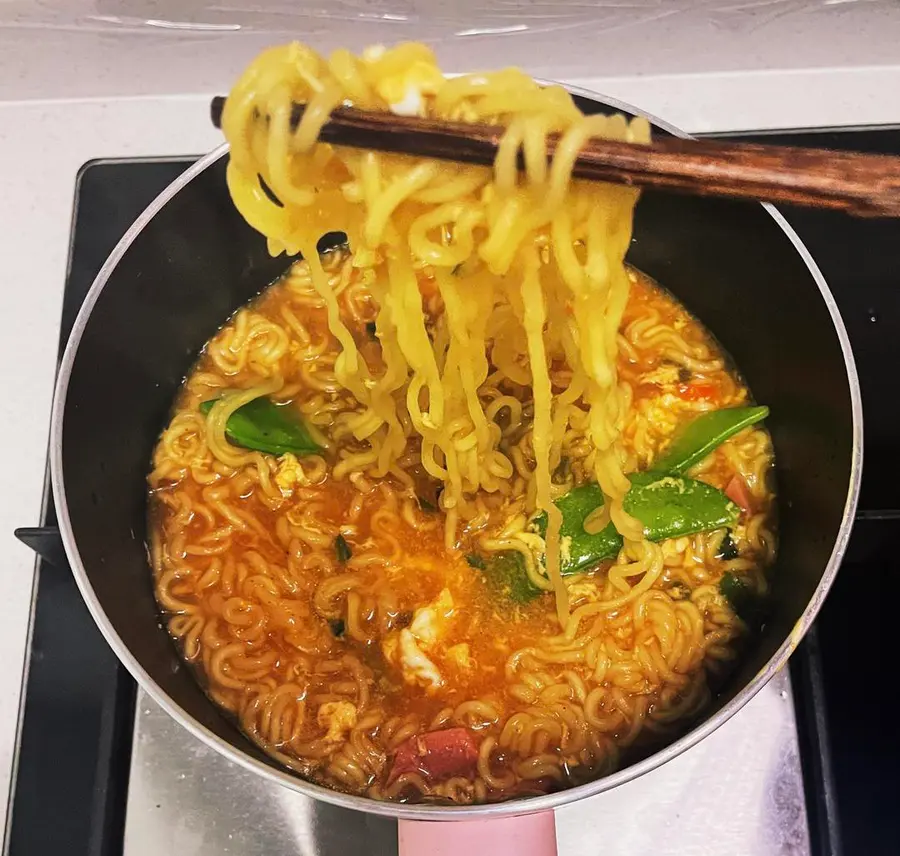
xmin=8 ymin=127 xmax=900 ymax=856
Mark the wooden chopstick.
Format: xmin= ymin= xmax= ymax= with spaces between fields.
xmin=209 ymin=96 xmax=900 ymax=218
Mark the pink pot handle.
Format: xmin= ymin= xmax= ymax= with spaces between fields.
xmin=398 ymin=811 xmax=557 ymax=856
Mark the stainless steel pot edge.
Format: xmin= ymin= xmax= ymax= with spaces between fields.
xmin=49 ymin=91 xmax=863 ymax=822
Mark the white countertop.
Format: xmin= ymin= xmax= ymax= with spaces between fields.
xmin=2 ymin=0 xmax=899 ymax=836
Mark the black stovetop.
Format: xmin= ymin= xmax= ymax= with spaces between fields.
xmin=8 ymin=130 xmax=900 ymax=856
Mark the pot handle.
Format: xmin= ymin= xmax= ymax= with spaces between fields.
xmin=398 ymin=811 xmax=557 ymax=856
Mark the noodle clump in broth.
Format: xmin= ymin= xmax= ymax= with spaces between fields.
xmin=148 ymin=42 xmax=776 ymax=804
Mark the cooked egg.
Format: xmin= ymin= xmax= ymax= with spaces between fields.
xmin=409 ymin=589 xmax=454 ymax=646
xmin=376 ymin=60 xmax=442 ymax=116
xmin=389 ymin=86 xmax=424 ymax=117
xmin=317 ymin=701 xmax=358 ymax=742
xmin=638 ymin=393 xmax=682 ymax=437
xmin=566 ymin=579 xmax=603 ymax=604
xmin=641 ymin=363 xmax=681 ymax=388
xmin=274 ymin=453 xmax=305 ymax=495
xmin=445 ymin=643 xmax=472 ymax=671
xmin=383 ymin=589 xmax=455 ymax=691
xmin=399 ymin=629 xmax=443 ymax=689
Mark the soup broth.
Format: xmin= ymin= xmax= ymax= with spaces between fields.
xmin=149 ymin=252 xmax=775 ymax=804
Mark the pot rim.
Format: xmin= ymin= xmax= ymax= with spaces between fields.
xmin=49 ymin=82 xmax=863 ymax=821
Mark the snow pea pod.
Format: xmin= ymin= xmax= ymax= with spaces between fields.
xmin=540 ymin=472 xmax=740 ymax=574
xmin=652 ymin=405 xmax=769 ymax=474
xmin=719 ymin=571 xmax=769 ymax=630
xmin=473 ymin=472 xmax=739 ymax=602
xmin=466 ymin=552 xmax=543 ymax=605
xmin=199 ymin=397 xmax=321 ymax=456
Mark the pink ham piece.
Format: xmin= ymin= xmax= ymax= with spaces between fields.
xmin=725 ymin=475 xmax=754 ymax=513
xmin=389 ymin=727 xmax=479 ymax=784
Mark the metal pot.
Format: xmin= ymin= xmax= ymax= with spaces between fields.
xmin=50 ymin=87 xmax=862 ymax=854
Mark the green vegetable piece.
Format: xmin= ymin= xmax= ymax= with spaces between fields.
xmin=537 ymin=472 xmax=740 ymax=576
xmin=335 ymin=534 xmax=352 ymax=563
xmin=719 ymin=572 xmax=768 ymax=629
xmin=715 ymin=529 xmax=739 ymax=561
xmin=418 ymin=496 xmax=437 ymax=513
xmin=328 ymin=619 xmax=346 ymax=638
xmin=470 ymin=550 xmax=544 ymax=604
xmin=652 ymin=405 xmax=769 ymax=474
xmin=552 ymin=456 xmax=571 ymax=485
xmin=471 ymin=473 xmax=740 ymax=602
xmin=199 ymin=396 xmax=321 ymax=457
xmin=549 ymin=482 xmax=620 ymax=573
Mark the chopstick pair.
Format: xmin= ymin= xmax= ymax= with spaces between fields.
xmin=210 ymin=96 xmax=900 ymax=218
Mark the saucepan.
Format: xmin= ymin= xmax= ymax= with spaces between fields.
xmin=49 ymin=85 xmax=861 ymax=854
